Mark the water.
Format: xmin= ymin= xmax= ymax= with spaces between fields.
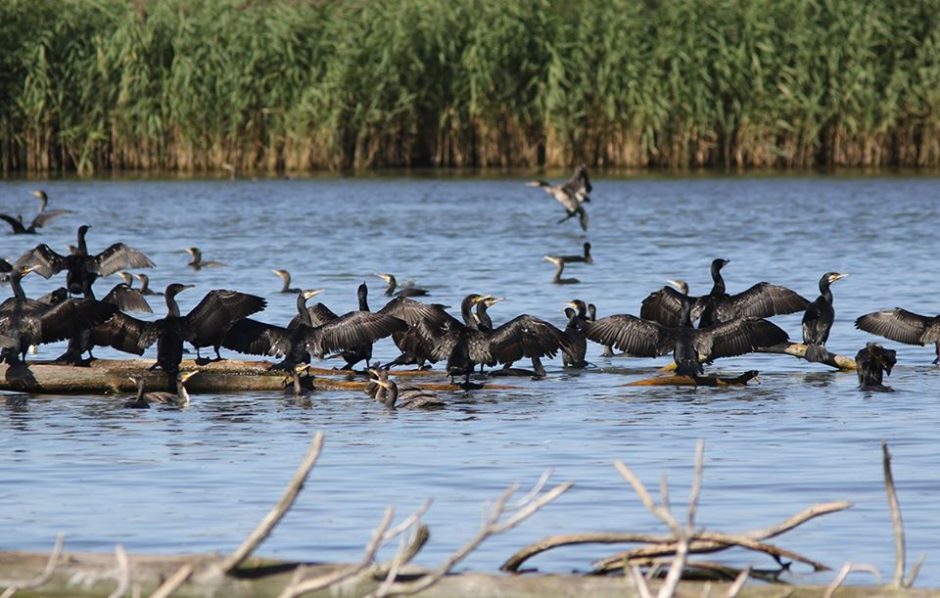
xmin=2 ymin=175 xmax=940 ymax=586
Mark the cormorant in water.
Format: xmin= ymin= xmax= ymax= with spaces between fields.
xmin=134 ymin=273 xmax=162 ymax=296
xmin=375 ymin=273 xmax=429 ymax=297
xmin=854 ymin=343 xmax=896 ymax=391
xmin=368 ymin=367 xmax=444 ymax=409
xmin=584 ymin=301 xmax=789 ymax=376
xmin=125 ymin=372 xmax=198 ymax=408
xmin=588 ymin=302 xmax=615 ymax=357
xmin=185 ymin=247 xmax=225 ymax=269
xmin=641 ymin=259 xmax=808 ymax=328
xmin=117 ymin=272 xmax=134 ymax=288
xmin=16 ymin=225 xmax=155 ymax=298
xmin=544 ymin=256 xmax=580 ymax=284
xmin=802 ymin=272 xmax=848 ymax=363
xmin=0 ymin=265 xmax=116 ymax=365
xmin=547 ymin=242 xmax=593 ymax=264
xmin=855 ymin=307 xmax=940 ymax=365
xmin=222 ymin=288 xmax=406 ymax=371
xmin=561 ymin=300 xmax=589 ymax=368
xmin=0 ymin=190 xmax=73 ymax=235
xmin=527 ymin=164 xmax=592 ymax=231
xmin=273 ymin=269 xmax=301 ymax=293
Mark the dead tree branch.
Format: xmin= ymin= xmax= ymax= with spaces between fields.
xmin=0 ymin=533 xmax=64 ymax=597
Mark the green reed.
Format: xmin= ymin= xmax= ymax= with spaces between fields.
xmin=2 ymin=0 xmax=939 ymax=174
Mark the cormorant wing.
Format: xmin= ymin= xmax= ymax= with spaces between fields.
xmin=693 ymin=317 xmax=788 ymax=361
xmin=103 ymin=284 xmax=153 ymax=313
xmin=583 ymin=315 xmax=671 ymax=357
xmin=90 ymin=312 xmax=162 ymax=355
xmin=486 ymin=315 xmax=568 ymax=364
xmin=395 ymin=319 xmax=453 ymax=363
xmin=36 ymin=287 xmax=69 ymax=306
xmin=378 ymin=296 xmax=459 ymax=327
xmin=0 ymin=333 xmax=16 ymax=349
xmin=640 ymin=287 xmax=705 ymax=327
xmin=0 ymin=214 xmax=27 ymax=234
xmin=30 ymin=209 xmax=73 ymax=229
xmin=38 ymin=299 xmax=118 ymax=344
xmin=91 ymin=243 xmax=156 ymax=276
xmin=186 ymin=290 xmax=267 ymax=346
xmin=14 ymin=244 xmax=68 ymax=278
xmin=717 ymin=283 xmax=809 ymax=321
xmin=288 ymin=303 xmax=339 ymax=329
xmin=855 ymin=308 xmax=937 ymax=345
xmin=0 ymin=259 xmax=11 ymax=274
xmin=223 ymin=318 xmax=292 ymax=357
xmin=311 ymin=312 xmax=406 ymax=355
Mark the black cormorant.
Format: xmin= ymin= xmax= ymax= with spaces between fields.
xmin=527 ymin=164 xmax=592 ymax=231
xmin=16 ymin=225 xmax=155 ymax=297
xmin=273 ymin=269 xmax=300 ymax=294
xmin=544 ymin=256 xmax=580 ymax=284
xmin=367 ymin=366 xmax=444 ymax=409
xmin=561 ymin=300 xmax=589 ymax=368
xmin=375 ymin=273 xmax=429 ymax=297
xmin=472 ymin=295 xmax=502 ymax=331
xmin=547 ymin=242 xmax=593 ymax=264
xmin=0 ymin=190 xmax=73 ymax=234
xmin=641 ymin=259 xmax=808 ymax=328
xmin=134 ymin=273 xmax=162 ymax=296
xmin=125 ymin=372 xmax=198 ymax=408
xmin=855 ymin=307 xmax=940 ymax=364
xmin=185 ymin=247 xmax=225 ymax=269
xmin=854 ymin=343 xmax=896 ymax=391
xmin=802 ymin=272 xmax=847 ymax=363
xmin=0 ymin=258 xmax=11 ymax=283
xmin=584 ymin=301 xmax=789 ymax=376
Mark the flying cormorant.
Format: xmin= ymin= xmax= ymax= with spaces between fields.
xmin=802 ymin=272 xmax=848 ymax=363
xmin=527 ymin=164 xmax=592 ymax=231
xmin=0 ymin=190 xmax=73 ymax=235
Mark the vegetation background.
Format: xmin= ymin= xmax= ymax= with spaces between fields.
xmin=1 ymin=0 xmax=939 ymax=175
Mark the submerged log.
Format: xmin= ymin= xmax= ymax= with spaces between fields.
xmin=626 ymin=371 xmax=760 ymax=387
xmin=0 ymin=359 xmax=518 ymax=395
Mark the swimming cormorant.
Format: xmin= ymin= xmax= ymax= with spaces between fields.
xmin=561 ymin=300 xmax=589 ymax=368
xmin=0 ymin=190 xmax=73 ymax=234
xmin=584 ymin=301 xmax=789 ymax=376
xmin=854 ymin=343 xmax=896 ymax=391
xmin=527 ymin=164 xmax=592 ymax=231
xmin=802 ymin=272 xmax=848 ymax=363
xmin=855 ymin=307 xmax=940 ymax=364
xmin=273 ymin=269 xmax=301 ymax=293
xmin=125 ymin=372 xmax=198 ymax=408
xmin=547 ymin=242 xmax=593 ymax=264
xmin=185 ymin=247 xmax=225 ymax=269
xmin=544 ymin=256 xmax=580 ymax=284
xmin=134 ymin=273 xmax=162 ymax=296
xmin=641 ymin=259 xmax=808 ymax=328
xmin=16 ymin=225 xmax=155 ymax=298
xmin=375 ymin=273 xmax=429 ymax=297
xmin=368 ymin=367 xmax=444 ymax=409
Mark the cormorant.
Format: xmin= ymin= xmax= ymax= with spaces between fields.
xmin=641 ymin=259 xmax=808 ymax=328
xmin=855 ymin=307 xmax=940 ymax=364
xmin=377 ymin=296 xmax=463 ymax=369
xmin=802 ymin=272 xmax=847 ymax=363
xmin=527 ymin=164 xmax=592 ymax=231
xmin=0 ymin=258 xmax=11 ymax=283
xmin=117 ymin=271 xmax=134 ymax=288
xmin=589 ymin=302 xmax=615 ymax=357
xmin=16 ymin=225 xmax=155 ymax=298
xmin=561 ymin=300 xmax=589 ymax=368
xmin=472 ymin=295 xmax=502 ymax=331
xmin=185 ymin=247 xmax=225 ymax=269
xmin=375 ymin=273 xmax=429 ymax=297
xmin=125 ymin=372 xmax=198 ymax=408
xmin=0 ymin=265 xmax=116 ymax=364
xmin=544 ymin=256 xmax=580 ymax=284
xmin=854 ymin=343 xmax=897 ymax=391
xmin=284 ymin=364 xmax=316 ymax=396
xmin=547 ymin=242 xmax=593 ymax=264
xmin=134 ymin=273 xmax=162 ymax=296
xmin=0 ymin=190 xmax=73 ymax=234
xmin=367 ymin=366 xmax=444 ymax=409
xmin=273 ymin=269 xmax=301 ymax=293
xmin=584 ymin=301 xmax=789 ymax=376
xmin=221 ymin=288 xmax=406 ymax=371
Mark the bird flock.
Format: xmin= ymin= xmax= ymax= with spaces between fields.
xmin=1 ymin=178 xmax=935 ymax=401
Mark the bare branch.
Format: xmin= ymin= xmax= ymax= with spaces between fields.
xmin=823 ymin=562 xmax=881 ymax=598
xmin=905 ymin=554 xmax=926 ymax=588
xmin=726 ymin=567 xmax=750 ymax=598
xmin=219 ymin=431 xmax=325 ymax=574
xmin=108 ymin=544 xmax=130 ymax=598
xmin=146 ymin=564 xmax=192 ymax=598
xmin=0 ymin=533 xmax=64 ymax=594
xmin=629 ymin=564 xmax=654 ymax=598
xmin=688 ymin=439 xmax=705 ymax=530
xmin=382 ymin=499 xmax=431 ymax=543
xmin=882 ymin=441 xmax=905 ymax=588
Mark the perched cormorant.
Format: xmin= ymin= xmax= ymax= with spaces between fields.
xmin=855 ymin=307 xmax=940 ymax=364
xmin=377 ymin=296 xmax=463 ymax=369
xmin=641 ymin=259 xmax=808 ymax=328
xmin=561 ymin=300 xmax=589 ymax=368
xmin=125 ymin=372 xmax=198 ymax=408
xmin=472 ymin=295 xmax=502 ymax=331
xmin=802 ymin=272 xmax=847 ymax=363
xmin=588 ymin=302 xmax=615 ymax=357
xmin=375 ymin=273 xmax=429 ymax=297
xmin=0 ymin=265 xmax=116 ymax=364
xmin=0 ymin=190 xmax=73 ymax=234
xmin=584 ymin=301 xmax=789 ymax=376
xmin=185 ymin=247 xmax=225 ymax=269
xmin=16 ymin=225 xmax=155 ymax=298
xmin=527 ymin=164 xmax=592 ymax=231
xmin=272 ymin=269 xmax=301 ymax=293
xmin=854 ymin=343 xmax=896 ymax=391
xmin=544 ymin=256 xmax=580 ymax=284
xmin=134 ymin=273 xmax=162 ymax=296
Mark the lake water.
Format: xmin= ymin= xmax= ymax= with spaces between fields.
xmin=2 ymin=174 xmax=939 ymax=587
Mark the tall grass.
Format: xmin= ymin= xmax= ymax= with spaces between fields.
xmin=2 ymin=0 xmax=939 ymax=174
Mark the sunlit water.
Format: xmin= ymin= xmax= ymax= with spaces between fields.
xmin=1 ymin=175 xmax=939 ymax=586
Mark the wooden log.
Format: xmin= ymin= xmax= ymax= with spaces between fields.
xmin=625 ymin=371 xmax=760 ymax=387
xmin=0 ymin=360 xmax=520 ymax=395
xmin=659 ymin=343 xmax=857 ymax=373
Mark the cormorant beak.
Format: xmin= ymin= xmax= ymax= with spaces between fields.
xmin=19 ymin=264 xmax=41 ymax=276
xmin=374 ymin=273 xmax=391 ymax=281
xmin=829 ymin=273 xmax=848 ymax=283
xmin=184 ymin=248 xmax=196 ymax=256
xmin=179 ymin=371 xmax=199 ymax=383
xmin=484 ymin=296 xmax=503 ymax=306
xmin=32 ymin=190 xmax=45 ymax=199
xmin=127 ymin=376 xmax=138 ymax=385
xmin=471 ymin=295 xmax=486 ymax=304
xmin=566 ymin=301 xmax=580 ymax=309
xmin=302 ymin=289 xmax=324 ymax=300
xmin=666 ymin=279 xmax=682 ymax=288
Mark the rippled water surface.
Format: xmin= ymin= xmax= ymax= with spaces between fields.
xmin=2 ymin=175 xmax=940 ymax=586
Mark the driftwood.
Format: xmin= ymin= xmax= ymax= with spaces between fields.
xmin=0 ymin=359 xmax=519 ymax=395
xmin=657 ymin=343 xmax=857 ymax=374
xmin=626 ymin=371 xmax=760 ymax=387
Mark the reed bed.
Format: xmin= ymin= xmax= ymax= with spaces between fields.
xmin=2 ymin=0 xmax=939 ymax=174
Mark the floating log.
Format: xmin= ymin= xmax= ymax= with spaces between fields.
xmin=626 ymin=371 xmax=760 ymax=387
xmin=0 ymin=359 xmax=518 ymax=395
xmin=659 ymin=343 xmax=857 ymax=373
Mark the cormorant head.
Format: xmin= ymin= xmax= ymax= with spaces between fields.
xmin=819 ymin=271 xmax=847 ymax=291
xmin=178 ymin=370 xmax=199 ymax=384
xmin=184 ymin=247 xmax=201 ymax=260
xmin=272 ymin=269 xmax=291 ymax=281
xmin=564 ymin=307 xmax=576 ymax=320
xmin=32 ymin=190 xmax=48 ymax=201
xmin=118 ymin=271 xmax=134 ymax=286
xmin=15 ymin=264 xmax=41 ymax=279
xmin=667 ymin=279 xmax=689 ymax=296
xmin=587 ymin=303 xmax=597 ymax=320
xmin=566 ymin=299 xmax=586 ymax=316
xmin=77 ymin=224 xmax=91 ymax=238
xmin=461 ymin=294 xmax=485 ymax=313
xmin=711 ymin=258 xmax=729 ymax=272
xmin=374 ymin=273 xmax=394 ymax=283
xmin=481 ymin=295 xmax=503 ymax=308
xmin=165 ymin=283 xmax=194 ymax=297
xmin=301 ymin=288 xmax=324 ymax=301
